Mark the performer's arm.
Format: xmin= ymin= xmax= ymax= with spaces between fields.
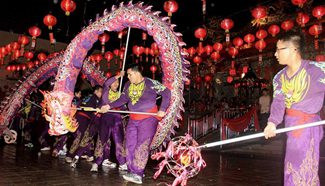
xmin=102 ymin=83 xmax=130 ymax=112
xmin=101 ymin=76 xmax=117 ymax=105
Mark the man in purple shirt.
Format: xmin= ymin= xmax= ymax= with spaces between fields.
xmin=264 ymin=31 xmax=325 ymax=185
xmin=101 ymin=64 xmax=171 ymax=184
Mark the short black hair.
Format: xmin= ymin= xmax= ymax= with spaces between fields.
xmin=126 ymin=63 xmax=143 ymax=75
xmin=93 ymin=85 xmax=102 ymax=93
xmin=277 ymin=30 xmax=305 ymax=56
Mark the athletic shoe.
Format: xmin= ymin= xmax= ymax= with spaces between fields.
xmin=122 ymin=173 xmax=143 ymax=184
xmin=102 ymin=159 xmax=117 ymax=168
xmin=118 ymin=163 xmax=128 ymax=171
xmin=90 ymin=163 xmax=98 ymax=172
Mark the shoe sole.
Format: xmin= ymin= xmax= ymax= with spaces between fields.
xmin=122 ymin=175 xmax=142 ymax=184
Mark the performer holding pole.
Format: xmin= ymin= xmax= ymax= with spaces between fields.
xmin=101 ymin=64 xmax=171 ymax=184
xmin=264 ymin=31 xmax=325 ymax=186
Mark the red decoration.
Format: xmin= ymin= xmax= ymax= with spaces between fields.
xmin=163 ymin=0 xmax=179 ymax=17
xmin=150 ymin=65 xmax=157 ymax=79
xmin=196 ymin=46 xmax=205 ymax=56
xmin=93 ymin=54 xmax=103 ymax=63
xmin=106 ymin=72 xmax=112 ymax=78
xmin=187 ymin=47 xmax=196 ymax=57
xmin=133 ymin=45 xmax=144 ymax=57
xmin=195 ymin=76 xmax=202 ymax=84
xmin=12 ymin=50 xmax=20 ymax=60
xmin=104 ymin=51 xmax=114 ymax=61
xmin=37 ymin=53 xmax=47 ymax=62
xmin=268 ymin=24 xmax=280 ymax=37
xmin=296 ymin=12 xmax=309 ymax=27
xmin=18 ymin=35 xmax=30 ymax=47
xmin=10 ymin=42 xmax=20 ymax=51
xmin=98 ymin=33 xmax=110 ymax=54
xmin=61 ymin=0 xmax=76 ymax=16
xmin=309 ymin=24 xmax=322 ymax=50
xmin=227 ymin=76 xmax=233 ymax=83
xmin=312 ymin=6 xmax=325 ymax=19
xmin=194 ymin=28 xmax=207 ymax=41
xmin=291 ymin=0 xmax=307 ymax=8
xmin=232 ymin=37 xmax=243 ymax=48
xmin=255 ymin=29 xmax=267 ymax=40
xmin=281 ymin=20 xmax=294 ymax=32
xmin=193 ymin=56 xmax=202 ymax=65
xmin=24 ymin=51 xmax=34 ymax=61
xmin=251 ymin=6 xmax=267 ymax=19
xmin=315 ymin=55 xmax=325 ymax=62
xmin=228 ymin=47 xmax=238 ymax=58
xmin=213 ymin=42 xmax=223 ymax=52
xmin=204 ymin=74 xmax=212 ymax=82
xmin=242 ymin=66 xmax=248 ymax=73
xmin=244 ymin=34 xmax=255 ymax=44
xmin=204 ymin=45 xmax=213 ymax=55
xmin=220 ymin=18 xmax=234 ymax=32
xmin=28 ymin=26 xmax=41 ymax=49
xmin=210 ymin=51 xmax=220 ymax=62
xmin=113 ymin=49 xmax=120 ymax=56
xmin=255 ymin=40 xmax=266 ymax=52
xmin=43 ymin=14 xmax=57 ymax=30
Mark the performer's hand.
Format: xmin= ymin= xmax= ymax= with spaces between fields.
xmin=100 ymin=105 xmax=111 ymax=113
xmin=157 ymin=111 xmax=166 ymax=118
xmin=264 ymin=122 xmax=276 ymax=139
xmin=116 ymin=71 xmax=125 ymax=79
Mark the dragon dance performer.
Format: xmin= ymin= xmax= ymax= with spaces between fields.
xmin=101 ymin=64 xmax=171 ymax=184
xmin=91 ymin=72 xmax=127 ymax=172
xmin=264 ymin=31 xmax=325 ymax=186
xmin=67 ymin=85 xmax=103 ymax=166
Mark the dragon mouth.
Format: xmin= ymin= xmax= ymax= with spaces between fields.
xmin=41 ymin=91 xmax=78 ymax=135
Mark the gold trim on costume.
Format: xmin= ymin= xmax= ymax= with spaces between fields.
xmin=108 ymin=89 xmax=120 ymax=102
xmin=94 ymin=137 xmax=103 ymax=158
xmin=69 ymin=131 xmax=81 ymax=154
xmin=134 ymin=138 xmax=150 ymax=169
xmin=128 ymin=81 xmax=145 ymax=105
xmin=286 ymin=139 xmax=319 ymax=186
xmin=281 ymin=69 xmax=310 ymax=108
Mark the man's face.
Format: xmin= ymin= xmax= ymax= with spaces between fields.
xmin=110 ymin=80 xmax=119 ymax=91
xmin=274 ymin=40 xmax=295 ymax=65
xmin=127 ymin=69 xmax=138 ymax=84
xmin=95 ymin=88 xmax=103 ymax=98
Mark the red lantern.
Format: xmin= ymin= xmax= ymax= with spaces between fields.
xmin=10 ymin=42 xmax=20 ymax=51
xmin=296 ymin=12 xmax=309 ymax=27
xmin=194 ymin=28 xmax=207 ymax=41
xmin=24 ymin=51 xmax=34 ymax=61
xmin=213 ymin=42 xmax=223 ymax=52
xmin=196 ymin=46 xmax=205 ymax=56
xmin=291 ymin=0 xmax=307 ymax=8
xmin=193 ymin=56 xmax=202 ymax=65
xmin=18 ymin=35 xmax=30 ymax=53
xmin=37 ymin=53 xmax=47 ymax=62
xmin=12 ymin=50 xmax=21 ymax=60
xmin=227 ymin=76 xmax=233 ymax=83
xmin=244 ymin=34 xmax=255 ymax=44
xmin=150 ymin=65 xmax=157 ymax=79
xmin=309 ymin=24 xmax=322 ymax=50
xmin=132 ymin=46 xmax=144 ymax=57
xmin=1 ymin=47 xmax=8 ymax=56
xmin=195 ymin=76 xmax=202 ymax=84
xmin=93 ymin=54 xmax=103 ymax=63
xmin=242 ymin=66 xmax=248 ymax=73
xmin=228 ymin=47 xmax=238 ymax=58
xmin=210 ymin=51 xmax=220 ymax=62
xmin=28 ymin=26 xmax=41 ymax=49
xmin=113 ymin=49 xmax=120 ymax=56
xmin=43 ymin=14 xmax=57 ymax=30
xmin=315 ymin=55 xmax=325 ymax=62
xmin=255 ymin=40 xmax=266 ymax=52
xmin=61 ymin=0 xmax=76 ymax=16
xmin=106 ymin=72 xmax=112 ymax=78
xmin=98 ymin=33 xmax=110 ymax=54
xmin=256 ymin=29 xmax=268 ymax=40
xmin=251 ymin=6 xmax=268 ymax=26
xmin=104 ymin=51 xmax=113 ymax=61
xmin=220 ymin=18 xmax=234 ymax=43
xmin=6 ymin=65 xmax=12 ymax=71
xmin=312 ymin=6 xmax=325 ymax=20
xmin=163 ymin=0 xmax=179 ymax=17
xmin=232 ymin=37 xmax=243 ymax=48
xmin=281 ymin=20 xmax=294 ymax=32
xmin=27 ymin=62 xmax=34 ymax=69
xmin=205 ymin=45 xmax=213 ymax=55
xmin=188 ymin=47 xmax=196 ymax=57
xmin=268 ymin=24 xmax=280 ymax=37
xmin=229 ymin=68 xmax=236 ymax=76
xmin=204 ymin=74 xmax=212 ymax=83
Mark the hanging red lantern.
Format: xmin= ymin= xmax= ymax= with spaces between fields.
xmin=227 ymin=76 xmax=233 ymax=83
xmin=312 ymin=6 xmax=325 ymax=20
xmin=228 ymin=47 xmax=238 ymax=58
xmin=163 ymin=0 xmax=179 ymax=17
xmin=6 ymin=65 xmax=12 ymax=71
xmin=104 ymin=51 xmax=113 ymax=61
xmin=187 ymin=47 xmax=196 ymax=57
xmin=296 ymin=12 xmax=309 ymax=27
xmin=196 ymin=46 xmax=205 ymax=56
xmin=268 ymin=24 xmax=280 ymax=37
xmin=24 ymin=51 xmax=34 ymax=61
xmin=309 ymin=24 xmax=322 ymax=50
xmin=113 ymin=49 xmax=120 ymax=56
xmin=244 ymin=34 xmax=255 ymax=48
xmin=27 ymin=62 xmax=34 ymax=69
xmin=151 ymin=42 xmax=159 ymax=56
xmin=251 ymin=6 xmax=268 ymax=26
xmin=205 ymin=45 xmax=213 ymax=55
xmin=28 ymin=26 xmax=41 ymax=49
xmin=232 ymin=37 xmax=244 ymax=48
xmin=10 ymin=42 xmax=20 ymax=51
xmin=61 ymin=0 xmax=76 ymax=16
xmin=255 ymin=40 xmax=266 ymax=52
xmin=43 ymin=14 xmax=57 ymax=30
xmin=315 ymin=54 xmax=325 ymax=62
xmin=229 ymin=68 xmax=236 ymax=76
xmin=1 ymin=47 xmax=8 ymax=56
xmin=220 ymin=18 xmax=234 ymax=43
xmin=106 ymin=72 xmax=112 ymax=78
xmin=291 ymin=0 xmax=307 ymax=8
xmin=34 ymin=60 xmax=40 ymax=66
xmin=281 ymin=20 xmax=294 ymax=32
xmin=150 ymin=65 xmax=157 ymax=79
xmin=132 ymin=45 xmax=144 ymax=57
xmin=194 ymin=28 xmax=207 ymax=41
xmin=256 ymin=29 xmax=268 ymax=40
xmin=204 ymin=74 xmax=212 ymax=82
xmin=98 ymin=33 xmax=110 ymax=54
xmin=242 ymin=66 xmax=248 ymax=73
xmin=213 ymin=42 xmax=223 ymax=52
xmin=193 ymin=56 xmax=202 ymax=65
xmin=210 ymin=51 xmax=220 ymax=62
xmin=18 ymin=35 xmax=29 ymax=54
xmin=12 ymin=50 xmax=21 ymax=60
xmin=93 ymin=54 xmax=103 ymax=63
xmin=37 ymin=53 xmax=47 ymax=62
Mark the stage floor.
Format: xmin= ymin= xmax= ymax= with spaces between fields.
xmin=0 ymin=144 xmax=324 ymax=186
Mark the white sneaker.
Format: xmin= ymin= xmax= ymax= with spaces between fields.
xmin=86 ymin=156 xmax=94 ymax=162
xmin=40 ymin=147 xmax=51 ymax=151
xmin=70 ymin=157 xmax=79 ymax=168
xmin=81 ymin=155 xmax=89 ymax=159
xmin=118 ymin=163 xmax=128 ymax=171
xmin=123 ymin=173 xmax=143 ymax=184
xmin=90 ymin=163 xmax=98 ymax=172
xmin=57 ymin=150 xmax=66 ymax=156
xmin=102 ymin=159 xmax=117 ymax=168
xmin=65 ymin=157 xmax=72 ymax=163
